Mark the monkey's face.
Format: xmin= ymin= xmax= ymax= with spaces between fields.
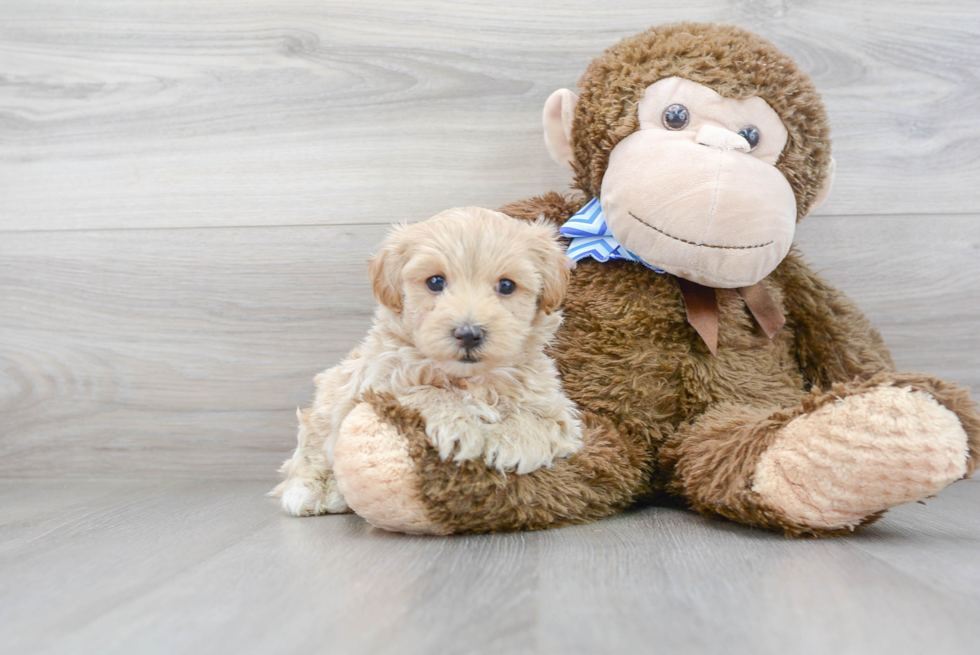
xmin=600 ymin=78 xmax=797 ymax=288
xmin=544 ymin=67 xmax=835 ymax=289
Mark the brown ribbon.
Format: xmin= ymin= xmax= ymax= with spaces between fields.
xmin=676 ymin=278 xmax=785 ymax=355
xmin=737 ymin=282 xmax=786 ymax=338
xmin=677 ymin=278 xmax=720 ymax=355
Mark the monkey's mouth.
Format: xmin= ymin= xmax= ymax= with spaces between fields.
xmin=628 ymin=212 xmax=773 ymax=250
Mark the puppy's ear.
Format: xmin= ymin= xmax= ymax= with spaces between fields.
xmin=527 ymin=217 xmax=573 ymax=315
xmin=368 ymin=226 xmax=409 ymax=313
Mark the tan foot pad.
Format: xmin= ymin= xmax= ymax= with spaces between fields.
xmin=334 ymin=403 xmax=449 ymax=535
xmin=753 ymin=386 xmax=969 ymax=530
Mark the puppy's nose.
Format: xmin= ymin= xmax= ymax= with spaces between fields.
xmin=453 ymin=324 xmax=485 ymax=350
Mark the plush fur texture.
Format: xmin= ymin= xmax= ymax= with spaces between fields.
xmin=355 ymin=393 xmax=647 ymax=534
xmin=272 ymin=207 xmax=582 ymax=516
xmin=336 ymin=192 xmax=980 ymax=536
xmin=324 ymin=23 xmax=980 ymax=536
xmin=570 ymin=23 xmax=832 ymax=221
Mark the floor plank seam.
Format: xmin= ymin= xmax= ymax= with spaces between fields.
xmin=1 ymin=213 xmax=978 ymax=236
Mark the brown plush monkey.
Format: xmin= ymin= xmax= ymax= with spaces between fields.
xmin=329 ymin=23 xmax=980 ymax=536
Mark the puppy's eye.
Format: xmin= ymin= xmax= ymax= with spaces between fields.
xmin=426 ymin=276 xmax=446 ymax=292
xmin=663 ymin=104 xmax=690 ymax=130
xmin=497 ymin=279 xmax=517 ymax=295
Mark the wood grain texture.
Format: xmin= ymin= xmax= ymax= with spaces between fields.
xmin=2 ymin=0 xmax=979 ymax=232
xmin=1 ymin=478 xmax=979 ymax=655
xmin=795 ymin=214 xmax=980 ymax=383
xmin=0 ymin=224 xmax=387 ymax=477
xmin=0 ymin=215 xmax=977 ymax=479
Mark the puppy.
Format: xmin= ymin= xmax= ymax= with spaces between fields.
xmin=271 ymin=207 xmax=582 ymax=516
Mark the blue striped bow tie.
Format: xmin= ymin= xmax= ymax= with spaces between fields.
xmin=559 ymin=198 xmax=665 ymax=273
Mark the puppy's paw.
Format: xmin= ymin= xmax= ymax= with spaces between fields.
xmin=277 ymin=477 xmax=349 ymax=516
xmin=399 ymin=392 xmax=484 ymax=461
xmin=423 ymin=408 xmax=504 ymax=463
xmin=484 ymin=420 xmax=583 ymax=474
xmin=426 ymin=418 xmax=477 ymax=462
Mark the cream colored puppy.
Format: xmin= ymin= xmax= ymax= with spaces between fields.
xmin=271 ymin=207 xmax=582 ymax=516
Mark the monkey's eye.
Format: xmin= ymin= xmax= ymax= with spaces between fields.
xmin=662 ymin=104 xmax=690 ymax=130
xmin=738 ymin=126 xmax=761 ymax=151
xmin=426 ymin=276 xmax=446 ymax=292
xmin=497 ymin=279 xmax=517 ymax=295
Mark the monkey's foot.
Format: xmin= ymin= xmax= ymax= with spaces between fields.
xmin=752 ymin=385 xmax=969 ymax=531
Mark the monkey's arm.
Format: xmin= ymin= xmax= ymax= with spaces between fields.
xmin=332 ymin=393 xmax=648 ymax=534
xmin=776 ymin=251 xmax=980 ymax=474
xmin=774 ymin=250 xmax=896 ymax=389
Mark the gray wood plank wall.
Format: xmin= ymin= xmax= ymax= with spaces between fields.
xmin=2 ymin=0 xmax=978 ymax=478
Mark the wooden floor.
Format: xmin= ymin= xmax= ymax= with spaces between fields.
xmin=2 ymin=478 xmax=980 ymax=655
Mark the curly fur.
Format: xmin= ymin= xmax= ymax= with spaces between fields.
xmin=272 ymin=207 xmax=582 ymax=515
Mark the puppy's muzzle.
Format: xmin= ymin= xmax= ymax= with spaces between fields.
xmin=453 ymin=324 xmax=485 ymax=362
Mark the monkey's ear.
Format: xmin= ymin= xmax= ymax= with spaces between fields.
xmin=543 ymin=88 xmax=579 ymax=170
xmin=806 ymin=157 xmax=836 ymax=216
xmin=367 ymin=228 xmax=408 ymax=313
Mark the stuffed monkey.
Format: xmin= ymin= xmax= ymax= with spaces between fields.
xmin=328 ymin=23 xmax=980 ymax=536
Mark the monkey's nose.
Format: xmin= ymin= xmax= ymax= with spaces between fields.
xmin=453 ymin=324 xmax=485 ymax=350
xmin=695 ymin=124 xmax=751 ymax=152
